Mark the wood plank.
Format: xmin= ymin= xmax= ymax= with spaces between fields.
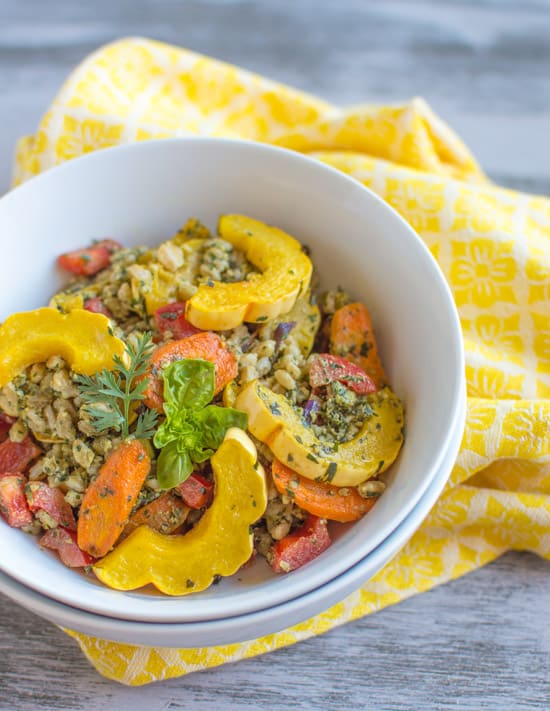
xmin=0 ymin=552 xmax=549 ymax=710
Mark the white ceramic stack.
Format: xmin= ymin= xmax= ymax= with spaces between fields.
xmin=0 ymin=140 xmax=465 ymax=647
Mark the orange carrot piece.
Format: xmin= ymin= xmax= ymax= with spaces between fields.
xmin=144 ymin=332 xmax=238 ymax=412
xmin=271 ymin=459 xmax=376 ymax=523
xmin=121 ymin=492 xmax=189 ymax=539
xmin=77 ymin=440 xmax=151 ymax=557
xmin=330 ymin=302 xmax=387 ymax=387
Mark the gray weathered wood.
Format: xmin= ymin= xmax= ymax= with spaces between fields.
xmin=1 ymin=553 xmax=549 ymax=710
xmin=0 ymin=1 xmax=549 ymax=708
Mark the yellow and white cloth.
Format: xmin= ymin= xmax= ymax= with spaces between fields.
xmin=13 ymin=38 xmax=550 ymax=686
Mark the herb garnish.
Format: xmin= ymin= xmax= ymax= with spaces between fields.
xmin=76 ymin=333 xmax=158 ymax=440
xmin=153 ymin=358 xmax=247 ymax=490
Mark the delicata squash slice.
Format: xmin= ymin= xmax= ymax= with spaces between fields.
xmin=235 ymin=381 xmax=404 ymax=487
xmin=0 ymin=308 xmax=125 ymax=387
xmin=93 ymin=428 xmax=267 ymax=595
xmin=185 ymin=215 xmax=313 ymax=330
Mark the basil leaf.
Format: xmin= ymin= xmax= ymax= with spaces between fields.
xmin=162 ymin=359 xmax=215 ymax=412
xmin=193 ymin=406 xmax=248 ymax=451
xmin=153 ymin=418 xmax=180 ymax=449
xmin=156 ymin=440 xmax=194 ymax=489
xmin=154 ymin=358 xmax=248 ymax=491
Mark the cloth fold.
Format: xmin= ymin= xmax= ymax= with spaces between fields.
xmin=13 ymin=37 xmax=549 ymax=686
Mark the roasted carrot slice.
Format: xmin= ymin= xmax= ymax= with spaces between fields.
xmin=77 ymin=440 xmax=150 ymax=557
xmin=271 ymin=459 xmax=376 ymax=523
xmin=330 ymin=302 xmax=387 ymax=387
xmin=121 ymin=492 xmax=189 ymax=539
xmin=143 ymin=332 xmax=238 ymax=412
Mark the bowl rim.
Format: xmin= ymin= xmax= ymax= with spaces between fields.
xmin=0 ymin=136 xmax=466 ymax=621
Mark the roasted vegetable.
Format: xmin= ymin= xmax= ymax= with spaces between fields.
xmin=26 ymin=482 xmax=77 ymax=530
xmin=0 ymin=415 xmax=13 ymax=444
xmin=83 ymin=297 xmax=113 ymax=318
xmin=122 ymin=493 xmax=189 ymax=539
xmin=272 ymin=296 xmax=320 ymax=358
xmin=154 ymin=302 xmax=202 ymax=340
xmin=143 ymin=332 xmax=238 ymax=412
xmin=330 ymin=302 xmax=387 ymax=387
xmin=77 ymin=439 xmax=151 ymax=557
xmin=185 ymin=215 xmax=313 ymax=330
xmin=177 ymin=473 xmax=214 ymax=509
xmin=0 ymin=473 xmax=33 ymax=528
xmin=0 ymin=308 xmax=125 ymax=387
xmin=93 ymin=428 xmax=267 ymax=595
xmin=0 ymin=437 xmax=41 ymax=474
xmin=308 ymin=353 xmax=377 ymax=395
xmin=271 ymin=459 xmax=376 ymax=522
xmin=235 ymin=381 xmax=404 ymax=487
xmin=58 ymin=239 xmax=121 ymax=276
xmin=271 ymin=514 xmax=331 ymax=573
xmin=40 ymin=528 xmax=95 ymax=568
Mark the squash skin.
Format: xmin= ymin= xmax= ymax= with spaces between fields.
xmin=0 ymin=308 xmax=125 ymax=387
xmin=93 ymin=428 xmax=267 ymax=595
xmin=235 ymin=381 xmax=404 ymax=487
xmin=185 ymin=215 xmax=313 ymax=330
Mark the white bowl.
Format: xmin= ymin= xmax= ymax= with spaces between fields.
xmin=0 ymin=391 xmax=465 ymax=647
xmin=0 ymin=138 xmax=464 ymax=625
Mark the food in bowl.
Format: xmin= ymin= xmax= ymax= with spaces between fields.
xmin=0 ymin=214 xmax=404 ymax=595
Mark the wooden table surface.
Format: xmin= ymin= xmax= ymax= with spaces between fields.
xmin=0 ymin=1 xmax=549 ymax=708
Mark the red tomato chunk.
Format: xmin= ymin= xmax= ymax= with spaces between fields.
xmin=0 ymin=414 xmax=16 ymax=444
xmin=271 ymin=514 xmax=331 ymax=573
xmin=0 ymin=436 xmax=41 ymax=474
xmin=309 ymin=353 xmax=377 ymax=395
xmin=177 ymin=473 xmax=214 ymax=509
xmin=26 ymin=481 xmax=76 ymax=530
xmin=154 ymin=302 xmax=202 ymax=340
xmin=0 ymin=473 xmax=33 ymax=528
xmin=40 ymin=527 xmax=95 ymax=568
xmin=83 ymin=297 xmax=113 ymax=318
xmin=58 ymin=239 xmax=122 ymax=276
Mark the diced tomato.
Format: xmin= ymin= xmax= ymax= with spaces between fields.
xmin=57 ymin=239 xmax=122 ymax=276
xmin=0 ymin=414 xmax=16 ymax=444
xmin=177 ymin=473 xmax=214 ymax=509
xmin=95 ymin=239 xmax=122 ymax=254
xmin=154 ymin=302 xmax=202 ymax=340
xmin=83 ymin=297 xmax=113 ymax=319
xmin=0 ymin=473 xmax=33 ymax=528
xmin=309 ymin=353 xmax=377 ymax=395
xmin=26 ymin=481 xmax=76 ymax=530
xmin=40 ymin=527 xmax=95 ymax=568
xmin=271 ymin=514 xmax=331 ymax=574
xmin=0 ymin=436 xmax=41 ymax=474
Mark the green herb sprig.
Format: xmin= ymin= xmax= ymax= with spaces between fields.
xmin=77 ymin=333 xmax=158 ymax=440
xmin=154 ymin=358 xmax=247 ymax=490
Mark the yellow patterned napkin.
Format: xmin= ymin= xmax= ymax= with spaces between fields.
xmin=13 ymin=38 xmax=550 ymax=686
